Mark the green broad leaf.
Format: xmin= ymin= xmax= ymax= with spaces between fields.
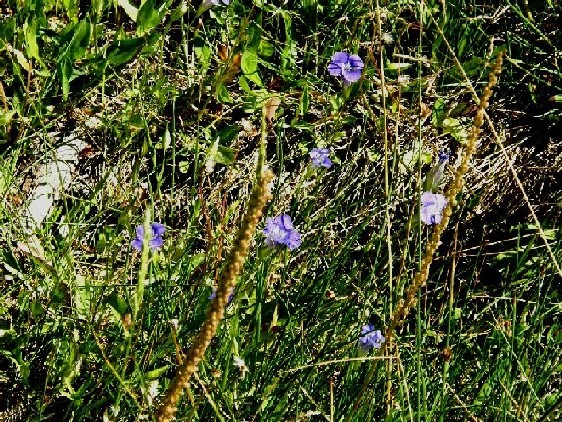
xmin=103 ymin=292 xmax=129 ymax=316
xmin=62 ymin=0 xmax=80 ymax=21
xmin=137 ymin=0 xmax=161 ymax=35
xmin=30 ymin=301 xmax=43 ymax=317
xmin=117 ymin=0 xmax=139 ymax=21
xmin=238 ymin=75 xmax=252 ymax=93
xmin=241 ymin=49 xmax=258 ymax=75
xmin=170 ymin=1 xmax=188 ymax=21
xmin=91 ymin=0 xmax=105 ymax=16
xmin=105 ymin=37 xmax=146 ymax=67
xmin=0 ymin=17 xmax=16 ymax=44
xmin=431 ymin=97 xmax=446 ymax=127
xmin=194 ymin=40 xmax=211 ymax=73
xmin=218 ymin=125 xmax=240 ymax=143
xmin=0 ymin=109 xmax=16 ymax=126
xmin=74 ymin=275 xmax=92 ymax=319
xmin=216 ymin=82 xmax=232 ymax=104
xmin=11 ymin=47 xmax=31 ymax=73
xmin=246 ymin=71 xmax=263 ymax=87
xmin=67 ymin=19 xmax=91 ymax=61
xmin=401 ymin=147 xmax=431 ymax=171
xmin=259 ymin=40 xmax=275 ymax=57
xmin=157 ymin=127 xmax=172 ymax=150
xmin=189 ymin=252 xmax=205 ymax=271
xmin=23 ymin=20 xmax=40 ymax=60
xmin=442 ymin=117 xmax=469 ymax=144
xmin=215 ymin=145 xmax=235 ymax=165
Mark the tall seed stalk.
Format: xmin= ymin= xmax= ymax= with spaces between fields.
xmin=350 ymin=52 xmax=505 ymax=416
xmin=156 ymin=170 xmax=274 ymax=421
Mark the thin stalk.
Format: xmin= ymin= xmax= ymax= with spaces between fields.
xmin=156 ymin=170 xmax=274 ymax=421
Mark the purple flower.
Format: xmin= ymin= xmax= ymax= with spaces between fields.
xmin=309 ymin=148 xmax=332 ymax=168
xmin=438 ymin=150 xmax=450 ymax=163
xmin=420 ymin=192 xmax=447 ymax=225
xmin=263 ymin=214 xmax=301 ymax=250
xmin=132 ymin=222 xmax=166 ymax=251
xmin=359 ymin=324 xmax=385 ymax=351
xmin=328 ymin=52 xmax=364 ymax=84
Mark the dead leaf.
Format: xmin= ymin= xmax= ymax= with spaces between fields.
xmin=264 ymin=96 xmax=281 ymax=121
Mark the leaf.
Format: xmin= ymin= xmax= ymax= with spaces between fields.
xmin=137 ymin=0 xmax=161 ymax=35
xmin=0 ymin=109 xmax=16 ymax=126
xmin=241 ymin=49 xmax=258 ymax=75
xmin=23 ymin=20 xmax=40 ymax=60
xmin=387 ymin=62 xmax=412 ymax=71
xmin=217 ymin=125 xmax=240 ymax=143
xmin=431 ymin=97 xmax=446 ymax=127
xmin=10 ymin=46 xmax=32 ymax=72
xmin=105 ymin=37 xmax=146 ymax=67
xmin=170 ymin=1 xmax=188 ymax=21
xmin=103 ymin=292 xmax=129 ymax=316
xmin=62 ymin=0 xmax=80 ymax=21
xmin=74 ymin=275 xmax=92 ymax=319
xmin=216 ymin=82 xmax=232 ymax=104
xmin=215 ymin=145 xmax=235 ymax=165
xmin=145 ymin=365 xmax=170 ymax=380
xmin=298 ymin=83 xmax=309 ymax=116
xmin=117 ymin=0 xmax=138 ymax=21
xmin=259 ymin=40 xmax=274 ymax=57
xmin=59 ymin=59 xmax=72 ymax=100
xmin=67 ymin=19 xmax=91 ymax=61
xmin=238 ymin=75 xmax=252 ymax=93
xmin=178 ymin=160 xmax=190 ymax=173
xmin=264 ymin=96 xmax=281 ymax=121
xmin=442 ymin=117 xmax=469 ymax=144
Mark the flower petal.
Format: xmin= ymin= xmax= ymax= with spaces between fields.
xmin=342 ymin=67 xmax=362 ymax=82
xmin=151 ymin=222 xmax=166 ymax=236
xmin=321 ymin=157 xmax=333 ymax=168
xmin=420 ymin=192 xmax=435 ymax=207
xmin=132 ymin=238 xmax=143 ymax=251
xmin=135 ymin=225 xmax=145 ymax=239
xmin=348 ymin=54 xmax=364 ymax=69
xmin=435 ymin=194 xmax=447 ymax=210
xmin=330 ymin=51 xmax=350 ymax=65
xmin=327 ymin=62 xmax=343 ymax=76
xmin=150 ymin=236 xmax=164 ymax=250
xmin=286 ymin=230 xmax=301 ymax=250
xmin=280 ymin=214 xmax=294 ymax=230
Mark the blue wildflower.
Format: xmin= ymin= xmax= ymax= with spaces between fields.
xmin=359 ymin=324 xmax=385 ymax=351
xmin=438 ymin=150 xmax=450 ymax=163
xmin=328 ymin=52 xmax=364 ymax=84
xmin=132 ymin=222 xmax=165 ymax=251
xmin=309 ymin=148 xmax=332 ymax=168
xmin=420 ymin=192 xmax=447 ymax=225
xmin=263 ymin=214 xmax=301 ymax=250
